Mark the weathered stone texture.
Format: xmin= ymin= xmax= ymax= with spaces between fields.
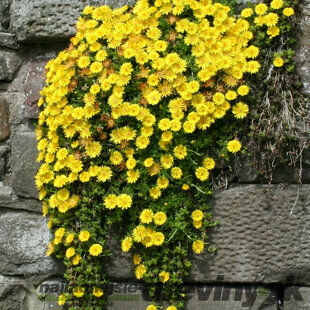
xmin=0 ymin=50 xmax=21 ymax=81
xmin=283 ymin=286 xmax=310 ymax=309
xmin=0 ymin=0 xmax=10 ymax=31
xmin=11 ymin=130 xmax=40 ymax=198
xmin=0 ymin=211 xmax=60 ymax=276
xmin=24 ymin=60 xmax=47 ymax=119
xmin=0 ymin=32 xmax=19 ymax=49
xmin=11 ymin=0 xmax=135 ymax=42
xmin=0 ymin=146 xmax=7 ymax=179
xmin=0 ymin=98 xmax=10 ymax=140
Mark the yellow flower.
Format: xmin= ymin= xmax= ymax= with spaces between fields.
xmin=65 ymin=233 xmax=74 ymax=244
xmin=144 ymin=158 xmax=154 ymax=167
xmin=192 ymin=210 xmax=204 ymax=221
xmin=195 ymin=167 xmax=209 ymax=181
xmin=78 ymin=56 xmax=90 ymax=68
xmin=160 ymin=154 xmax=174 ymax=169
xmin=232 ymin=102 xmax=249 ymax=119
xmin=153 ymin=232 xmax=165 ymax=246
xmin=171 ymin=167 xmax=182 ymax=179
xmin=237 ymin=85 xmax=249 ymax=96
xmin=72 ymin=254 xmax=81 ymax=265
xmin=135 ymin=264 xmax=147 ymax=279
xmin=193 ymin=220 xmax=202 ymax=229
xmin=159 ymin=271 xmax=170 ymax=283
xmin=153 ymin=212 xmax=167 ymax=225
xmin=55 ymin=227 xmax=65 ymax=239
xmin=117 ymin=193 xmax=132 ymax=209
xmin=46 ymin=242 xmax=54 ymax=256
xmin=58 ymin=294 xmax=66 ymax=305
xmin=133 ymin=254 xmax=142 ymax=265
xmin=203 ymin=157 xmax=215 ymax=170
xmin=267 ymin=26 xmax=280 ymax=37
xmin=241 ymin=8 xmax=253 ymax=18
xmin=79 ymin=230 xmax=90 ymax=242
xmin=274 ymin=56 xmax=284 ymax=67
xmin=283 ymin=7 xmax=294 ymax=16
xmin=66 ymin=247 xmax=75 ymax=258
xmin=270 ymin=0 xmax=283 ymax=9
xmin=147 ymin=305 xmax=157 ymax=310
xmin=173 ymin=145 xmax=187 ymax=159
xmin=85 ymin=141 xmax=102 ymax=158
xmin=90 ymin=61 xmax=103 ymax=73
xmin=104 ymin=194 xmax=118 ymax=209
xmin=157 ymin=177 xmax=169 ymax=189
xmin=255 ymin=3 xmax=268 ymax=15
xmin=227 ymin=139 xmax=242 ymax=153
xmin=126 ymin=157 xmax=137 ymax=169
xmin=93 ymin=288 xmax=104 ymax=297
xmin=166 ymin=306 xmax=177 ymax=310
xmin=121 ymin=237 xmax=133 ymax=252
xmin=192 ymin=240 xmax=204 ymax=254
xmin=182 ymin=184 xmax=190 ymax=190
xmin=133 ymin=225 xmax=147 ymax=242
xmin=73 ymin=287 xmax=85 ymax=298
xmin=110 ymin=151 xmax=123 ymax=165
xmin=89 ymin=243 xmax=103 ymax=256
xmin=140 ymin=209 xmax=154 ymax=224
xmin=149 ymin=187 xmax=161 ymax=199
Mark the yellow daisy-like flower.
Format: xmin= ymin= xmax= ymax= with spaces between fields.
xmin=110 ymin=151 xmax=123 ymax=165
xmin=144 ymin=157 xmax=154 ymax=167
xmin=283 ymin=7 xmax=294 ymax=16
xmin=117 ymin=194 xmax=132 ymax=209
xmin=159 ymin=271 xmax=170 ymax=283
xmin=93 ymin=288 xmax=104 ymax=297
xmin=58 ymin=294 xmax=66 ymax=306
xmin=255 ymin=3 xmax=268 ymax=15
xmin=232 ymin=102 xmax=249 ymax=119
xmin=166 ymin=306 xmax=177 ymax=310
xmin=192 ymin=210 xmax=204 ymax=221
xmin=195 ymin=167 xmax=209 ymax=181
xmin=149 ymin=187 xmax=161 ymax=199
xmin=192 ymin=240 xmax=204 ymax=254
xmin=121 ymin=237 xmax=133 ymax=252
xmin=104 ymin=194 xmax=118 ymax=209
xmin=203 ymin=157 xmax=215 ymax=170
xmin=171 ymin=167 xmax=183 ymax=179
xmin=135 ymin=264 xmax=147 ymax=279
xmin=157 ymin=177 xmax=169 ymax=189
xmin=153 ymin=232 xmax=165 ymax=246
xmin=133 ymin=225 xmax=147 ymax=242
xmin=174 ymin=145 xmax=187 ymax=159
xmin=72 ymin=254 xmax=81 ymax=265
xmin=193 ymin=220 xmax=202 ymax=229
xmin=85 ymin=141 xmax=102 ymax=158
xmin=79 ymin=230 xmax=90 ymax=242
xmin=140 ymin=209 xmax=154 ymax=224
xmin=66 ymin=247 xmax=75 ymax=258
xmin=241 ymin=8 xmax=253 ymax=18
xmin=270 ymin=0 xmax=283 ymax=9
xmin=237 ymin=85 xmax=250 ymax=96
xmin=227 ymin=139 xmax=242 ymax=153
xmin=147 ymin=305 xmax=157 ymax=310
xmin=89 ymin=243 xmax=103 ymax=256
xmin=133 ymin=254 xmax=142 ymax=265
xmin=73 ymin=287 xmax=85 ymax=298
xmin=153 ymin=212 xmax=167 ymax=226
xmin=274 ymin=56 xmax=284 ymax=67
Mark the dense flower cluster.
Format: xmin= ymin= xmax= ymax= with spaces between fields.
xmin=35 ymin=0 xmax=294 ymax=308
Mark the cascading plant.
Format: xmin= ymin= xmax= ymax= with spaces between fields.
xmin=34 ymin=0 xmax=299 ymax=309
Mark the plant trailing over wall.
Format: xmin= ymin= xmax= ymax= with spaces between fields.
xmin=35 ymin=0 xmax=304 ymax=309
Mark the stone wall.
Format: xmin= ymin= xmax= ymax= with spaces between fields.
xmin=0 ymin=1 xmax=309 ymax=309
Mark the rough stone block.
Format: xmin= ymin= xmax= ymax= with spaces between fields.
xmin=11 ymin=130 xmax=40 ymax=198
xmin=109 ymin=185 xmax=310 ymax=285
xmin=0 ymin=0 xmax=10 ymax=31
xmin=0 ymin=146 xmax=7 ymax=179
xmin=0 ymin=97 xmax=10 ymax=140
xmin=283 ymin=286 xmax=310 ymax=309
xmin=0 ymin=50 xmax=21 ymax=81
xmin=11 ymin=0 xmax=135 ymax=42
xmin=0 ymin=275 xmax=27 ymax=310
xmin=0 ymin=32 xmax=19 ymax=49
xmin=24 ymin=60 xmax=47 ymax=119
xmin=0 ymin=211 xmax=61 ymax=276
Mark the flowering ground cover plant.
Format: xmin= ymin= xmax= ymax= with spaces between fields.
xmin=35 ymin=0 xmax=302 ymax=308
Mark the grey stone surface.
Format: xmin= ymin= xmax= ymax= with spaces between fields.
xmin=24 ymin=60 xmax=47 ymax=119
xmin=0 ymin=50 xmax=21 ymax=81
xmin=0 ymin=210 xmax=60 ymax=276
xmin=0 ymin=185 xmax=42 ymax=212
xmin=284 ymin=286 xmax=310 ymax=309
xmin=0 ymin=275 xmax=27 ymax=310
xmin=0 ymin=146 xmax=7 ymax=179
xmin=0 ymin=0 xmax=10 ymax=31
xmin=11 ymin=130 xmax=39 ymax=198
xmin=0 ymin=32 xmax=19 ymax=49
xmin=0 ymin=97 xmax=10 ymax=140
xmin=11 ymin=0 xmax=135 ymax=42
